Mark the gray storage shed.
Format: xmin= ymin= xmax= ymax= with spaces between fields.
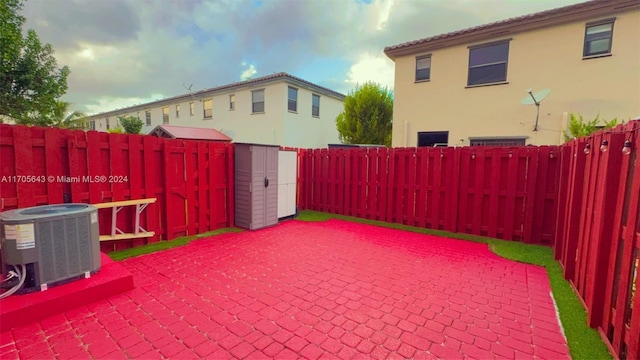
xmin=234 ymin=143 xmax=279 ymax=230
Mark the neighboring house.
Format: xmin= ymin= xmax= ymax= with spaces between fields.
xmin=149 ymin=125 xmax=232 ymax=142
xmin=85 ymin=73 xmax=345 ymax=148
xmin=384 ymin=0 xmax=640 ymax=147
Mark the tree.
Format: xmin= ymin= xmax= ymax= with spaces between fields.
xmin=118 ymin=115 xmax=144 ymax=134
xmin=336 ymin=82 xmax=393 ymax=146
xmin=48 ymin=101 xmax=87 ymax=129
xmin=108 ymin=125 xmax=124 ymax=134
xmin=0 ymin=0 xmax=70 ymax=124
xmin=563 ymin=113 xmax=618 ymax=142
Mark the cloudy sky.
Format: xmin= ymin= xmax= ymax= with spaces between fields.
xmin=20 ymin=0 xmax=585 ymax=115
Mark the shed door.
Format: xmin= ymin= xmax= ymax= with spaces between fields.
xmin=251 ymin=146 xmax=267 ymax=230
xmin=264 ymin=147 xmax=279 ymax=227
xmin=250 ymin=146 xmax=278 ymax=229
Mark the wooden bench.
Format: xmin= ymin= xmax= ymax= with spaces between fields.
xmin=92 ymin=198 xmax=156 ymax=242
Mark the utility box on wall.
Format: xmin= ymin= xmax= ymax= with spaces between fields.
xmin=234 ymin=143 xmax=279 ymax=230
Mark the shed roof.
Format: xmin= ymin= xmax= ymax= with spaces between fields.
xmin=150 ymin=125 xmax=232 ymax=141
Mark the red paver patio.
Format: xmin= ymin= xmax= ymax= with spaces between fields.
xmin=0 ymin=219 xmax=570 ymax=359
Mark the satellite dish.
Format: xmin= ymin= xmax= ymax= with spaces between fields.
xmin=520 ymin=88 xmax=551 ymax=131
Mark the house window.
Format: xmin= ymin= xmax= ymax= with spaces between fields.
xmin=136 ymin=112 xmax=140 ymax=120
xmin=89 ymin=120 xmax=95 ymax=130
xmin=252 ymin=89 xmax=265 ymax=113
xmin=145 ymin=111 xmax=151 ymax=125
xmin=162 ymin=107 xmax=169 ymax=124
xmin=415 ymin=55 xmax=431 ymax=81
xmin=470 ymin=137 xmax=527 ymax=146
xmin=189 ymin=102 xmax=195 ymax=116
xmin=203 ymin=99 xmax=212 ymax=119
xmin=288 ymin=87 xmax=298 ymax=112
xmin=583 ymin=19 xmax=614 ymax=57
xmin=175 ymin=104 xmax=180 ymax=118
xmin=229 ymin=94 xmax=235 ymax=110
xmin=106 ymin=117 xmax=110 ymax=130
xmin=468 ymin=40 xmax=510 ymax=86
xmin=312 ymin=94 xmax=320 ymax=117
xmin=417 ymin=131 xmax=449 ymax=147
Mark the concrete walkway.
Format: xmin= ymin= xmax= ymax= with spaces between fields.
xmin=0 ymin=220 xmax=570 ymax=359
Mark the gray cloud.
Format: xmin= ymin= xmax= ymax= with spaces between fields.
xmin=18 ymin=0 xmax=585 ymax=113
xmin=23 ymin=0 xmax=140 ymax=49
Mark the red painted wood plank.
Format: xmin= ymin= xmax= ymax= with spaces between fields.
xmin=584 ymin=134 xmax=624 ymax=327
xmin=385 ymin=148 xmax=396 ymax=223
xmin=577 ymin=133 xmax=602 ymax=295
xmin=456 ymin=148 xmax=471 ymax=233
xmin=185 ymin=141 xmax=197 ymax=235
xmin=471 ymin=147 xmax=486 ymax=236
xmin=487 ymin=149 xmax=501 ymax=238
xmin=522 ymin=148 xmax=539 ymax=244
xmin=197 ymin=142 xmax=207 ymax=233
xmin=416 ymin=148 xmax=428 ymax=228
xmin=531 ymin=147 xmax=550 ymax=244
xmin=358 ymin=149 xmax=368 ymax=220
xmin=66 ymin=132 xmax=84 ymax=203
xmin=143 ymin=136 xmax=161 ymax=242
xmin=44 ymin=128 xmax=64 ymax=204
xmin=224 ymin=144 xmax=234 ymax=228
xmin=430 ymin=149 xmax=442 ymax=230
xmin=378 ymin=148 xmax=389 ymax=222
xmin=600 ymin=134 xmax=633 ymax=339
xmin=553 ymin=146 xmax=572 ymax=260
xmin=611 ymin=127 xmax=640 ymax=355
xmin=86 ymin=131 xmax=103 ymax=204
xmin=447 ymin=147 xmax=460 ymax=233
xmin=109 ymin=134 xmax=125 ymax=202
xmin=406 ymin=149 xmax=417 ymax=226
xmin=162 ymin=140 xmax=176 ymax=240
xmin=562 ymin=139 xmax=587 ymax=281
xmin=393 ymin=150 xmax=405 ymax=224
xmin=13 ymin=126 xmax=35 ymax=207
xmin=502 ymin=148 xmax=519 ymax=241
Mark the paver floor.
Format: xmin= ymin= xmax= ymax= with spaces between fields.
xmin=0 ymin=220 xmax=570 ymax=359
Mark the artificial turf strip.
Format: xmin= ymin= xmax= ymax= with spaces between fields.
xmin=107 ymin=227 xmax=243 ymax=261
xmin=296 ymin=210 xmax=612 ymax=360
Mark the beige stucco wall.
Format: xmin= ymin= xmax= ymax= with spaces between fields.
xmin=91 ymin=81 xmax=344 ymax=148
xmin=391 ymin=9 xmax=640 ymax=147
xmin=282 ymin=83 xmax=343 ymax=149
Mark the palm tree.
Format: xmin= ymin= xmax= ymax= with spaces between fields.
xmin=49 ymin=101 xmax=88 ymax=129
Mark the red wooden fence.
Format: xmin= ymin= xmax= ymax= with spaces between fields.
xmin=298 ymin=145 xmax=560 ymax=245
xmin=2 ymin=121 xmax=639 ymax=359
xmin=555 ymin=121 xmax=640 ymax=360
xmin=0 ymin=125 xmax=234 ymax=252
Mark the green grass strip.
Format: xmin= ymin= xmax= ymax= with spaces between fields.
xmin=296 ymin=210 xmax=611 ymax=360
xmin=107 ymin=227 xmax=243 ymax=261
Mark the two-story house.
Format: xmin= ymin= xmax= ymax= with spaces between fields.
xmin=86 ymin=73 xmax=345 ymax=148
xmin=384 ymin=0 xmax=640 ymax=147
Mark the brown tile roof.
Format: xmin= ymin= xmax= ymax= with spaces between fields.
xmin=384 ymin=0 xmax=640 ymax=58
xmin=150 ymin=125 xmax=232 ymax=141
xmin=88 ymin=72 xmax=345 ymax=118
xmin=189 ymin=72 xmax=345 ymax=100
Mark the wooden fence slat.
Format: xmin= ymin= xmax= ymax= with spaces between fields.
xmin=531 ymin=147 xmax=550 ymax=244
xmin=86 ymin=131 xmax=102 ymax=204
xmin=44 ymin=128 xmax=64 ymax=205
xmin=143 ymin=136 xmax=161 ymax=242
xmin=487 ymin=149 xmax=501 ymax=238
xmin=13 ymin=126 xmax=35 ymax=208
xmin=584 ymin=134 xmax=625 ymax=327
